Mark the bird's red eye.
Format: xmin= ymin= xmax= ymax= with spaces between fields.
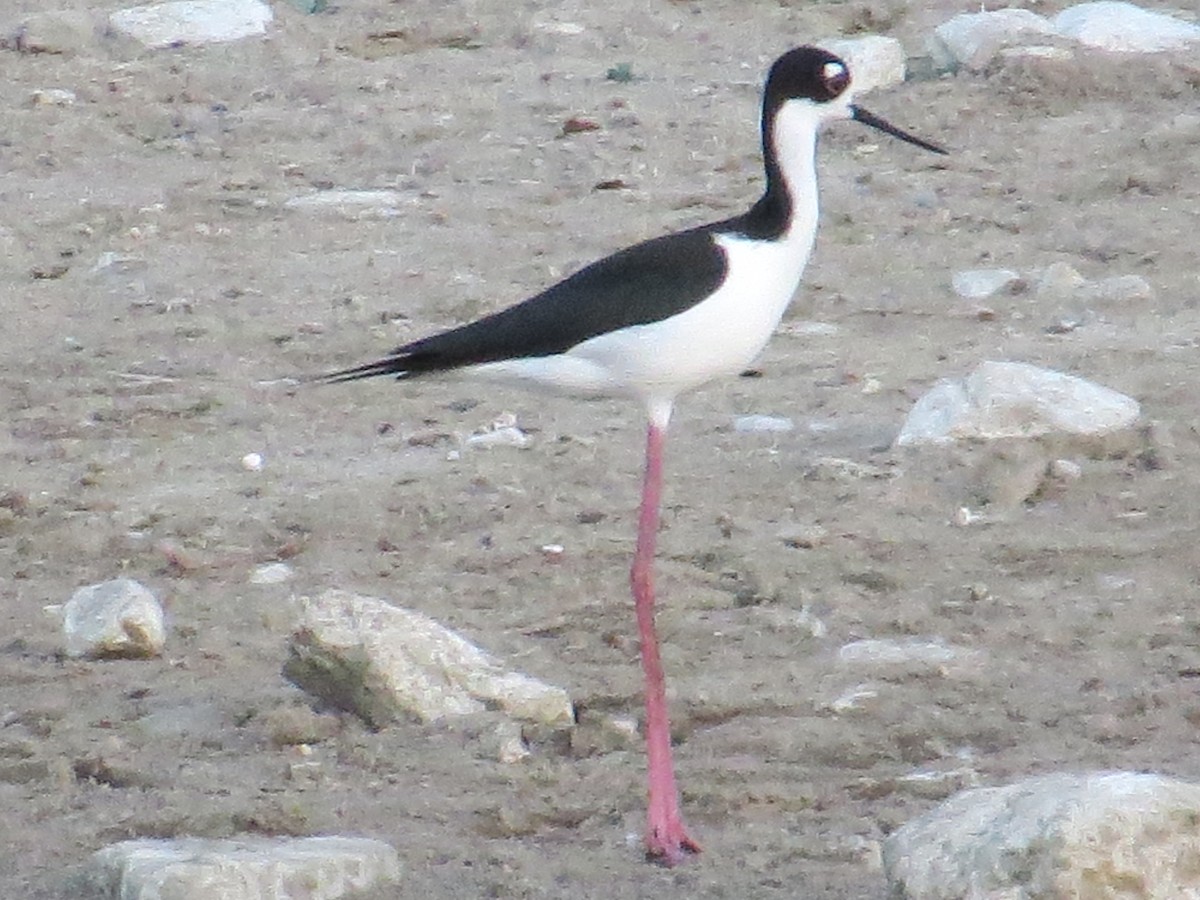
xmin=822 ymin=61 xmax=850 ymax=98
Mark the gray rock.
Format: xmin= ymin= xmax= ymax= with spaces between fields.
xmin=837 ymin=638 xmax=980 ymax=674
xmin=932 ymin=9 xmax=1058 ymax=70
xmin=896 ymin=361 xmax=1140 ymax=446
xmin=951 ymin=269 xmax=1021 ymax=301
xmin=250 ymin=562 xmax=294 ymax=585
xmin=85 ymin=836 xmax=399 ymax=900
xmin=63 ymin=578 xmax=165 ymax=659
xmin=883 ymin=772 xmax=1200 ymax=899
xmin=285 ymin=589 xmax=574 ymax=728
xmin=1076 ymin=274 xmax=1155 ymax=304
xmin=733 ymin=414 xmax=795 ymax=434
xmin=1054 ymin=2 xmax=1200 ymax=53
xmin=110 ymin=0 xmax=272 ymax=49
xmin=283 ymin=189 xmax=408 ymax=220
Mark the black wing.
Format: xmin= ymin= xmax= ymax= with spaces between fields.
xmin=320 ymin=224 xmax=728 ymax=383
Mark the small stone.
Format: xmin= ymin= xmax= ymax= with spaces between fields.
xmin=822 ymin=685 xmax=881 ymax=715
xmin=283 ymin=189 xmax=406 ymax=220
xmin=109 ymin=0 xmax=272 ymax=49
xmin=465 ymin=416 xmax=531 ymax=449
xmin=950 ymin=268 xmax=1020 ymax=301
xmin=884 ymin=772 xmax=1200 ymax=898
xmin=777 ymin=523 xmax=828 ymax=549
xmin=84 ymin=836 xmax=399 ymax=899
xmin=733 ymin=414 xmax=794 ymax=434
xmin=1050 ymin=458 xmax=1083 ymax=480
xmin=1076 ymin=274 xmax=1155 ymax=304
xmin=1053 ymin=2 xmax=1200 ymax=53
xmin=250 ymin=562 xmax=293 ymax=585
xmin=63 ymin=578 xmax=165 ymax=660
xmin=241 ymin=451 xmax=264 ymax=471
xmin=838 ymin=638 xmax=980 ymax=674
xmin=28 ymin=88 xmax=77 ymax=107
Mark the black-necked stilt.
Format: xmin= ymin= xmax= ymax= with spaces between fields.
xmin=318 ymin=46 xmax=945 ymax=866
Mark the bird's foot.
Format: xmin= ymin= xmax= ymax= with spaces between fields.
xmin=645 ymin=818 xmax=702 ymax=867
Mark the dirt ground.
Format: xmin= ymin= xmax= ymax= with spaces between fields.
xmin=4 ymin=0 xmax=1200 ymax=896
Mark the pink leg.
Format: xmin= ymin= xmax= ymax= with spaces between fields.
xmin=631 ymin=420 xmax=701 ymax=866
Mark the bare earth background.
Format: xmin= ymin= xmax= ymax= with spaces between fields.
xmin=4 ymin=0 xmax=1200 ymax=896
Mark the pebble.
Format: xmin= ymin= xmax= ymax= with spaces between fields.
xmin=837 ymin=638 xmax=978 ymax=673
xmin=250 ymin=562 xmax=293 ymax=585
xmin=466 ymin=413 xmax=531 ymax=449
xmin=733 ymin=414 xmax=794 ymax=434
xmin=84 ymin=836 xmax=399 ymax=900
xmin=950 ymin=268 xmax=1020 ymax=301
xmin=28 ymin=88 xmax=77 ymax=107
xmin=283 ymin=189 xmax=407 ymax=220
xmin=284 ymin=589 xmax=574 ymax=728
xmin=109 ymin=0 xmax=272 ymax=48
xmin=884 ymin=772 xmax=1200 ymax=898
xmin=896 ymin=361 xmax=1140 ymax=446
xmin=63 ymin=578 xmax=165 ymax=660
xmin=1076 ymin=274 xmax=1155 ymax=304
xmin=1053 ymin=1 xmax=1200 ymax=52
xmin=822 ymin=684 xmax=881 ymax=714
xmin=240 ymin=451 xmax=264 ymax=472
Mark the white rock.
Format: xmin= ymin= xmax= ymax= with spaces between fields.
xmin=822 ymin=684 xmax=881 ymax=714
xmin=896 ymin=361 xmax=1140 ymax=446
xmin=838 ymin=638 xmax=978 ymax=672
xmin=951 ymin=268 xmax=1021 ymax=301
xmin=932 ymin=9 xmax=1058 ymax=70
xmin=733 ymin=414 xmax=795 ymax=434
xmin=1050 ymin=458 xmax=1083 ymax=480
xmin=28 ymin=88 xmax=77 ymax=107
xmin=85 ymin=836 xmax=399 ymax=900
xmin=63 ymin=578 xmax=165 ymax=659
xmin=825 ymin=36 xmax=907 ymax=93
xmin=109 ymin=0 xmax=272 ymax=48
xmin=250 ymin=562 xmax=293 ymax=585
xmin=1053 ymin=2 xmax=1200 ymax=53
xmin=285 ymin=589 xmax=574 ymax=728
xmin=1077 ymin=274 xmax=1155 ymax=304
xmin=883 ymin=771 xmax=1200 ymax=899
xmin=283 ymin=189 xmax=407 ymax=220
xmin=241 ymin=451 xmax=264 ymax=471
xmin=465 ymin=425 xmax=531 ymax=449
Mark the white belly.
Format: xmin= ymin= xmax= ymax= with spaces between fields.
xmin=467 ymin=230 xmax=815 ymax=410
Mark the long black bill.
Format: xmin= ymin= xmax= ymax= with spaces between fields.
xmin=851 ymin=106 xmax=948 ymax=155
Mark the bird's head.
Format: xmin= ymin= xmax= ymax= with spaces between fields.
xmin=764 ymin=46 xmax=947 ymax=155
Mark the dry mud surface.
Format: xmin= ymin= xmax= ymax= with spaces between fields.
xmin=3 ymin=1 xmax=1200 ymax=897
